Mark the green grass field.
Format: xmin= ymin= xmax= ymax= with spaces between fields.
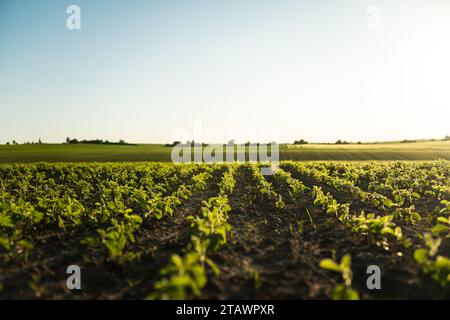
xmin=282 ymin=140 xmax=450 ymax=160
xmin=1 ymin=140 xmax=450 ymax=162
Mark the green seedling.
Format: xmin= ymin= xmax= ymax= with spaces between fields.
xmin=414 ymin=233 xmax=450 ymax=287
xmin=319 ymin=254 xmax=360 ymax=300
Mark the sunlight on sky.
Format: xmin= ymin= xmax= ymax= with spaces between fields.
xmin=0 ymin=0 xmax=449 ymax=143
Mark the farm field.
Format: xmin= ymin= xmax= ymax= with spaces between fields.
xmin=0 ymin=161 xmax=449 ymax=299
xmin=1 ymin=140 xmax=450 ymax=162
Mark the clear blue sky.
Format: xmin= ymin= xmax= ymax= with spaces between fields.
xmin=1 ymin=0 xmax=450 ymax=144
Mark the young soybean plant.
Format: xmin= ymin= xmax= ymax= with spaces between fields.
xmin=414 ymin=233 xmax=450 ymax=287
xmin=319 ymin=254 xmax=360 ymax=300
xmin=249 ymin=164 xmax=285 ymax=209
xmin=149 ymin=237 xmax=211 ymax=300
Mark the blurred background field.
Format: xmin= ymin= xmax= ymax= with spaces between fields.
xmin=1 ymin=140 xmax=450 ymax=162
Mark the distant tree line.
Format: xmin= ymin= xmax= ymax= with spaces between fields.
xmin=3 ymin=135 xmax=450 ymax=146
xmin=292 ymin=135 xmax=450 ymax=145
xmin=293 ymin=139 xmax=308 ymax=145
xmin=65 ymin=137 xmax=129 ymax=145
xmin=335 ymin=140 xmax=350 ymax=145
xmin=5 ymin=139 xmax=43 ymax=145
xmin=294 ymin=139 xmax=352 ymax=145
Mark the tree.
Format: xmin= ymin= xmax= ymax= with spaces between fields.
xmin=38 ymin=138 xmax=42 ymax=144
xmin=6 ymin=142 xmax=10 ymax=145
xmin=165 ymin=141 xmax=181 ymax=147
xmin=294 ymin=139 xmax=308 ymax=145
xmin=66 ymin=137 xmax=71 ymax=144
xmin=444 ymin=135 xmax=450 ymax=141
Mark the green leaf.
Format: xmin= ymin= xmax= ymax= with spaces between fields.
xmin=0 ymin=237 xmax=11 ymax=250
xmin=205 ymin=257 xmax=220 ymax=276
xmin=437 ymin=217 xmax=449 ymax=224
xmin=432 ymin=224 xmax=449 ymax=235
xmin=411 ymin=212 xmax=422 ymax=222
xmin=414 ymin=249 xmax=428 ymax=264
xmin=332 ymin=284 xmax=360 ymax=300
xmin=380 ymin=227 xmax=395 ymax=236
xmin=346 ymin=288 xmax=360 ymax=300
xmin=340 ymin=254 xmax=351 ymax=269
xmin=435 ymin=256 xmax=450 ymax=268
xmin=0 ymin=214 xmax=14 ymax=228
xmin=382 ymin=198 xmax=395 ymax=208
xmin=319 ymin=259 xmax=340 ymax=272
xmin=411 ymin=192 xmax=421 ymax=199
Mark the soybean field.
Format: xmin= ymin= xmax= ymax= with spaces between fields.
xmin=0 ymin=161 xmax=449 ymax=299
